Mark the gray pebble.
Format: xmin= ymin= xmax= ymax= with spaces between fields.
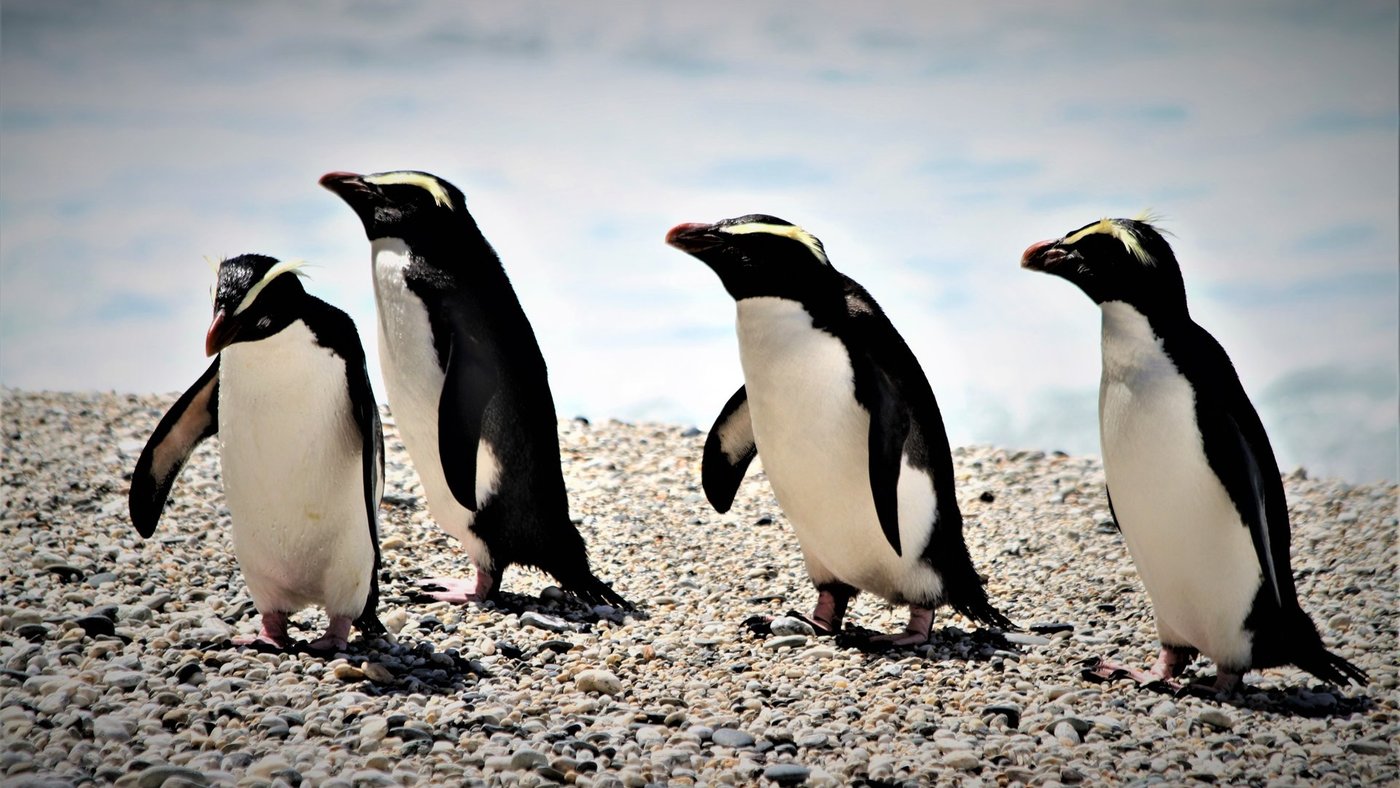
xmin=137 ymin=765 xmax=211 ymax=788
xmin=769 ymin=616 xmax=816 ymax=637
xmin=511 ymin=748 xmax=548 ymax=770
xmin=711 ymin=728 xmax=756 ymax=748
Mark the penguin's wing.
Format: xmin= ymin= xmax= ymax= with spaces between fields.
xmin=838 ymin=279 xmax=917 ymax=557
xmin=856 ymin=357 xmax=911 ymax=557
xmin=129 ymin=358 xmax=220 ymax=538
xmin=702 ymin=385 xmax=757 ymax=513
xmin=438 ymin=317 xmax=500 ymax=512
xmin=1182 ymin=324 xmax=1295 ymax=608
xmin=348 ymin=349 xmax=386 ymax=632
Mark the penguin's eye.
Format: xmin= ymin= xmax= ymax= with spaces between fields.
xmin=257 ymin=317 xmax=272 ymax=329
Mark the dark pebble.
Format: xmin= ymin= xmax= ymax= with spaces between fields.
xmin=979 ymin=491 xmax=996 ymax=503
xmin=45 ymin=564 xmax=86 ymax=582
xmin=536 ymin=766 xmax=567 ymax=782
xmin=397 ymin=728 xmax=432 ymax=743
xmin=1029 ymin=622 xmax=1075 ymax=634
xmin=763 ymin=764 xmax=811 ymax=785
xmin=75 ymin=615 xmax=116 ymax=637
xmin=174 ymin=661 xmax=203 ymax=683
xmin=983 ymin=704 xmax=1022 ymax=729
xmin=271 ymin=768 xmax=303 ymax=787
xmin=680 ymin=426 xmax=701 ymax=438
xmin=15 ymin=623 xmax=49 ymax=642
xmin=755 ymin=516 xmax=774 ymax=525
xmin=537 ymin=640 xmax=574 ymax=655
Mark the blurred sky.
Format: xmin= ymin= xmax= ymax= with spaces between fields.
xmin=2 ymin=1 xmax=1397 ymax=481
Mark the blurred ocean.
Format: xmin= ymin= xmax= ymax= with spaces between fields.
xmin=1 ymin=1 xmax=1396 ymax=481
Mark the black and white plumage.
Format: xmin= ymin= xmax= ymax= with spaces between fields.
xmin=669 ymin=215 xmax=1011 ymax=647
xmin=1022 ymin=217 xmax=1368 ymax=691
xmin=130 ymin=254 xmax=384 ymax=651
xmin=319 ymin=170 xmax=627 ymax=609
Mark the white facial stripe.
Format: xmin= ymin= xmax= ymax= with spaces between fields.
xmin=363 ymin=172 xmax=452 ymax=209
xmin=1063 ymin=217 xmax=1156 ymax=266
xmin=720 ymin=222 xmax=828 ymax=264
xmin=232 ymin=258 xmax=309 ymax=315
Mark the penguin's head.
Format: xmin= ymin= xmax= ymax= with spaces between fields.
xmin=205 ymin=254 xmax=309 ymax=356
xmin=319 ymin=170 xmax=467 ymax=241
xmin=1021 ymin=216 xmax=1187 ymax=313
xmin=666 ymin=215 xmax=831 ymax=301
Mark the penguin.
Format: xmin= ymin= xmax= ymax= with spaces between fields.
xmin=319 ymin=170 xmax=628 ymax=609
xmin=130 ymin=254 xmax=385 ymax=651
xmin=668 ymin=215 xmax=1012 ymax=647
xmin=1021 ymin=216 xmax=1368 ymax=691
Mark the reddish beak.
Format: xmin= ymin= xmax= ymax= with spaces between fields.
xmin=205 ymin=310 xmax=230 ymax=357
xmin=1021 ymin=239 xmax=1066 ymax=271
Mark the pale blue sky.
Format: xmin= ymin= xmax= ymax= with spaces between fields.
xmin=2 ymin=1 xmax=1396 ymax=481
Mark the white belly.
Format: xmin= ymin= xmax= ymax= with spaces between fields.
xmin=1099 ymin=302 xmax=1261 ymax=667
xmin=218 ymin=322 xmax=374 ymax=618
xmin=371 ymin=238 xmax=499 ymax=569
xmin=736 ymin=298 xmax=941 ymax=603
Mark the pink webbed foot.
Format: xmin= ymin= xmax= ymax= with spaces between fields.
xmin=864 ymin=605 xmax=935 ymax=648
xmin=306 ymin=615 xmax=354 ymax=653
xmin=1085 ymin=645 xmax=1198 ymax=689
xmin=415 ymin=568 xmax=496 ymax=604
xmin=234 ymin=611 xmax=292 ymax=650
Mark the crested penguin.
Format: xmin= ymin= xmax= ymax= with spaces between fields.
xmin=130 ymin=254 xmax=384 ymax=651
xmin=319 ymin=170 xmax=628 ymax=609
xmin=668 ymin=215 xmax=1012 ymax=647
xmin=1022 ymin=216 xmax=1368 ymax=691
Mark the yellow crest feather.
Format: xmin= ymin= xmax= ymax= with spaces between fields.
xmin=232 ymin=258 xmax=311 ymax=315
xmin=719 ymin=221 xmax=829 ymax=264
xmin=1063 ymin=216 xmax=1157 ymax=266
xmin=364 ymin=171 xmax=453 ymax=209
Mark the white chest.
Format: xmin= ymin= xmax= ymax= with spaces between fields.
xmin=1098 ymin=302 xmax=1260 ymax=665
xmin=734 ymin=298 xmax=939 ymax=601
xmin=217 ymin=321 xmax=373 ymax=615
xmin=368 ymin=238 xmax=495 ymax=565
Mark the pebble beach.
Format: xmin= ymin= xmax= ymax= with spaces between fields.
xmin=1 ymin=389 xmax=1396 ymax=786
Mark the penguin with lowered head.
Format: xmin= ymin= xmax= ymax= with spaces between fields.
xmin=131 ymin=254 xmax=385 ymax=651
xmin=320 ymin=170 xmax=629 ymax=609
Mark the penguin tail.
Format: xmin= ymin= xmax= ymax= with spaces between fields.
xmin=563 ymin=572 xmax=634 ymax=612
xmin=354 ymin=610 xmax=387 ymax=638
xmin=1295 ymin=644 xmax=1369 ymax=687
xmin=950 ymin=591 xmax=1016 ymax=632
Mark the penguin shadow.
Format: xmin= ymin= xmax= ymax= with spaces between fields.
xmin=1079 ymin=659 xmax=1376 ymax=719
xmin=742 ymin=610 xmax=1024 ymax=664
xmin=201 ymin=599 xmax=486 ymax=696
xmin=399 ymin=581 xmax=648 ymax=627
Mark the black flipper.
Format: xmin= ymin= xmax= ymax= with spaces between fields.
xmin=863 ymin=365 xmax=910 ymax=557
xmin=701 ymin=385 xmax=757 ymax=513
xmin=349 ymin=352 xmax=387 ymax=636
xmin=438 ymin=328 xmax=500 ymax=513
xmin=129 ymin=359 xmax=220 ymax=538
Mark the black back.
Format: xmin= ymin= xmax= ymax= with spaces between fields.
xmin=322 ymin=171 xmax=627 ymax=607
xmin=1025 ymin=219 xmax=1366 ymax=684
xmin=676 ymin=216 xmax=1011 ymax=628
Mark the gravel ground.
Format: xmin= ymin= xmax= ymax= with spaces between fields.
xmin=1 ymin=389 xmax=1396 ymax=787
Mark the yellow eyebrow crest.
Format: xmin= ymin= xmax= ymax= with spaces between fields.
xmin=364 ymin=171 xmax=453 ymax=209
xmin=719 ymin=221 xmax=828 ymax=264
xmin=1063 ymin=217 xmax=1156 ymax=266
xmin=233 ymin=258 xmax=310 ymax=315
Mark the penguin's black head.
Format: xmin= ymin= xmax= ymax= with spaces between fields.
xmin=666 ymin=214 xmax=832 ymax=301
xmin=1021 ymin=216 xmax=1187 ymax=314
xmin=319 ymin=170 xmax=469 ymax=241
xmin=205 ymin=254 xmax=309 ymax=356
